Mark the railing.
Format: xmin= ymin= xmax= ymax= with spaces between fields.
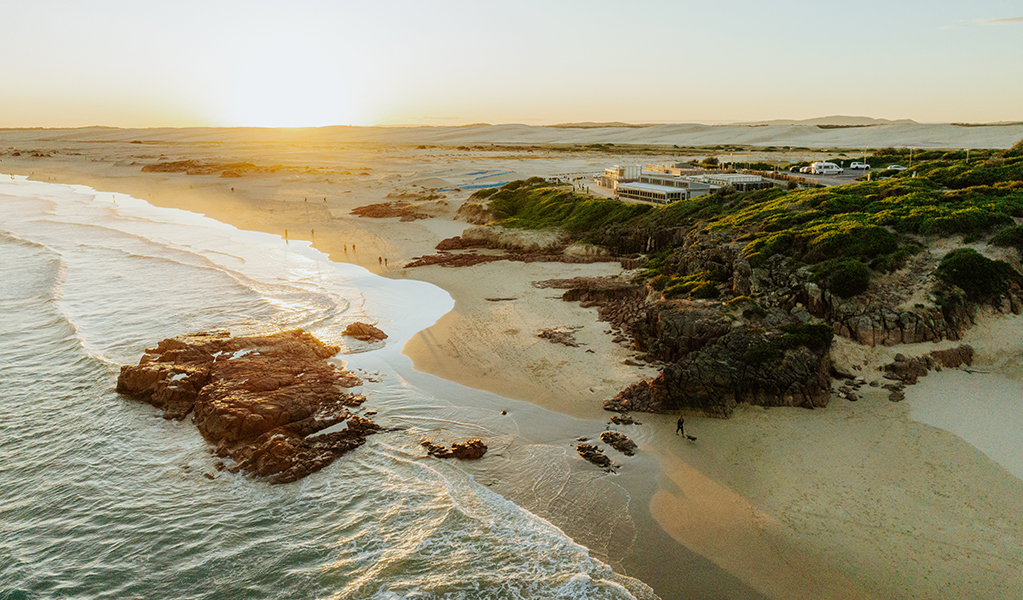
xmin=742 ymin=169 xmax=824 ymax=188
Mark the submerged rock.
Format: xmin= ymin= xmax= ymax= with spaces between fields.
xmin=117 ymin=329 xmax=375 ymax=484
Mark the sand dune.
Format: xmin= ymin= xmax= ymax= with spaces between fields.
xmin=3 ymin=119 xmax=1021 ymax=150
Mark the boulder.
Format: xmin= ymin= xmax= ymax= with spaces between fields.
xmin=421 ymin=438 xmax=488 ymax=460
xmin=576 ymin=444 xmax=613 ymax=471
xmin=343 ymin=322 xmax=388 ymax=342
xmin=117 ymin=329 xmax=374 ymax=484
xmin=605 ymin=326 xmax=831 ymax=418
xmin=599 ymin=431 xmax=637 ymax=456
xmin=882 ymin=344 xmax=974 ymax=385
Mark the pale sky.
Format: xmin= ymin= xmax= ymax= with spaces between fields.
xmin=1 ymin=0 xmax=1020 ymax=128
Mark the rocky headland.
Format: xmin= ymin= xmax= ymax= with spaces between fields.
xmin=116 ymin=329 xmax=379 ymax=484
xmin=432 ymin=148 xmax=1023 ymax=418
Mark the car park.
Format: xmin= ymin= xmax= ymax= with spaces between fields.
xmin=811 ymin=161 xmax=843 ymax=175
xmin=849 ymin=162 xmax=870 ymax=170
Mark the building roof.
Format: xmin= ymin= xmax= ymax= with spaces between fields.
xmin=617 ymin=182 xmax=686 ymax=193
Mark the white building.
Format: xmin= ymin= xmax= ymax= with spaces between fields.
xmin=600 ymin=165 xmax=640 ymax=190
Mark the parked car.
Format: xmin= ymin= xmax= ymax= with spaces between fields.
xmin=886 ymin=164 xmax=907 ymax=171
xmin=799 ymin=166 xmax=813 ymax=173
xmin=811 ymin=161 xmax=843 ymax=175
xmin=789 ymin=165 xmax=802 ymax=173
xmin=849 ymin=162 xmax=871 ymax=170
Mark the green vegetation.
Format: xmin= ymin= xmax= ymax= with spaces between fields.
xmin=659 ymin=270 xmax=726 ymax=299
xmin=478 ymin=178 xmax=651 ymax=233
xmin=475 ymin=141 xmax=1023 ymax=301
xmin=811 ymin=259 xmax=871 ymax=298
xmin=715 ymin=176 xmax=1023 ymax=272
xmin=883 ymin=156 xmax=1023 ymax=189
xmin=743 ymin=323 xmax=835 ymax=365
xmin=992 ymin=224 xmax=1023 ymax=253
xmin=934 ymin=248 xmax=1021 ymax=300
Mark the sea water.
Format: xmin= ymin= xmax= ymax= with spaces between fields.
xmin=0 ymin=176 xmax=654 ymax=600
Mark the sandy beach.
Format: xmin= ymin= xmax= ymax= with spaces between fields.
xmin=3 ymin=127 xmax=1022 ymax=599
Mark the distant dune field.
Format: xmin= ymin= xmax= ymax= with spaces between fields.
xmin=3 ymin=117 xmax=1022 ymax=149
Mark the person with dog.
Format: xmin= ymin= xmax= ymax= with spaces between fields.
xmin=676 ymin=415 xmax=696 ymax=441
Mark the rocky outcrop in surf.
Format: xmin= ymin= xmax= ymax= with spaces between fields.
xmin=421 ymin=438 xmax=488 ymax=460
xmin=599 ymin=431 xmax=637 ymax=456
xmin=116 ymin=329 xmax=378 ymax=484
xmin=343 ymin=322 xmax=388 ymax=342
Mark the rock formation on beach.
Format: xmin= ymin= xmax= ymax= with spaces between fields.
xmin=421 ymin=438 xmax=488 ymax=460
xmin=577 ymin=443 xmax=613 ymax=471
xmin=116 ymin=329 xmax=378 ymax=484
xmin=343 ymin=322 xmax=388 ymax=342
xmin=464 ymin=160 xmax=1023 ymax=417
xmin=599 ymin=431 xmax=637 ymax=456
xmin=351 ymin=200 xmax=432 ymax=221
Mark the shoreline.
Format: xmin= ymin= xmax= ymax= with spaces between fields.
xmin=4 ymin=138 xmax=1023 ymax=599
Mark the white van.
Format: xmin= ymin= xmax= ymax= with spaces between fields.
xmin=811 ymin=162 xmax=843 ymax=175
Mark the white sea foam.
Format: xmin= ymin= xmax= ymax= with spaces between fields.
xmin=0 ymin=174 xmax=654 ymax=600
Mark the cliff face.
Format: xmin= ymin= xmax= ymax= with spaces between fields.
xmin=116 ymin=329 xmax=377 ymax=484
xmin=571 ymin=228 xmax=1022 ymax=418
xmin=606 ymin=320 xmax=833 ymax=417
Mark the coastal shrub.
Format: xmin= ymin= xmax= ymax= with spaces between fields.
xmin=934 ymin=248 xmax=1020 ymax=300
xmin=871 ymin=242 xmax=923 ymax=272
xmin=992 ymin=225 xmax=1023 ymax=253
xmin=664 ymin=270 xmax=721 ymax=299
xmin=744 ymin=343 xmax=782 ymax=365
xmin=902 ymin=156 xmax=1023 ymax=189
xmin=776 ymin=323 xmax=834 ymax=353
xmin=719 ymin=174 xmax=1023 ymax=272
xmin=743 ymin=323 xmax=834 ymax=365
xmin=804 ymin=222 xmax=898 ymax=263
xmin=811 ymin=258 xmax=872 ymax=298
xmin=1005 ymin=138 xmax=1023 ymax=158
xmin=743 ymin=303 xmax=768 ymax=318
xmin=470 ymin=187 xmax=498 ymax=200
xmin=483 ymin=180 xmax=651 ymax=233
xmin=729 ymin=296 xmax=767 ymax=318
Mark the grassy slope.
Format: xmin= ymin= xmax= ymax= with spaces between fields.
xmin=474 ymin=144 xmax=1023 ymax=300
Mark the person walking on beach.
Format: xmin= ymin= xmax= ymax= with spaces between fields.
xmin=675 ymin=416 xmax=684 ymax=436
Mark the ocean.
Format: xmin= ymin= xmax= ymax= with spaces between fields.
xmin=0 ymin=176 xmax=655 ymax=600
